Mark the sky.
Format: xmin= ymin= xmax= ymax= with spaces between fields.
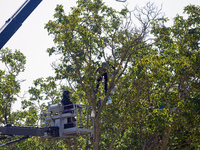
xmin=0 ymin=0 xmax=199 ymax=111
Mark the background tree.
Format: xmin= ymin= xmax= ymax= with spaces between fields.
xmin=147 ymin=4 xmax=200 ymax=149
xmin=0 ymin=48 xmax=26 ymax=125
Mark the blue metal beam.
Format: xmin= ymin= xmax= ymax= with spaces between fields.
xmin=0 ymin=0 xmax=43 ymax=49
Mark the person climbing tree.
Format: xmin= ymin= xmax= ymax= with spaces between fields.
xmin=95 ymin=62 xmax=108 ymax=95
xmin=95 ymin=62 xmax=114 ymax=103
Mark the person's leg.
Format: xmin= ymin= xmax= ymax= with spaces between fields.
xmin=96 ymin=76 xmax=102 ymax=91
xmin=103 ymin=73 xmax=112 ymax=104
xmin=103 ymin=73 xmax=108 ymax=95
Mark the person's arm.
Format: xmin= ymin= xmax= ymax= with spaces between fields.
xmin=108 ymin=63 xmax=115 ymax=70
xmin=61 ymin=99 xmax=64 ymax=105
xmin=94 ymin=67 xmax=99 ymax=76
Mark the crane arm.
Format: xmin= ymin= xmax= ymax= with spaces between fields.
xmin=0 ymin=124 xmax=59 ymax=147
xmin=0 ymin=125 xmax=59 ymax=137
xmin=0 ymin=0 xmax=43 ymax=49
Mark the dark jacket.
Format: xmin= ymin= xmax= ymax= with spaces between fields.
xmin=61 ymin=91 xmax=73 ymax=109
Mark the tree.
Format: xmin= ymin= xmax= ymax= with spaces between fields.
xmin=148 ymin=4 xmax=200 ymax=149
xmin=0 ymin=48 xmax=26 ymax=125
xmin=45 ymin=0 xmax=161 ymax=149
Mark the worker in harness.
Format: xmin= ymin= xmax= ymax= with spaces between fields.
xmin=61 ymin=90 xmax=73 ymax=110
xmin=95 ymin=62 xmax=114 ymax=104
xmin=61 ymin=90 xmax=76 ymax=128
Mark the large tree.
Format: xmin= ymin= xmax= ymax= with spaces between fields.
xmin=45 ymin=0 xmax=160 ymax=149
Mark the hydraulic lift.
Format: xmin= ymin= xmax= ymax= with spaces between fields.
xmin=0 ymin=103 xmax=94 ymax=147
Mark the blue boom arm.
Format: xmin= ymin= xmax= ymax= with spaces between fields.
xmin=0 ymin=0 xmax=43 ymax=49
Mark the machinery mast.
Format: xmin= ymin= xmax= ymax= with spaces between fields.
xmin=0 ymin=0 xmax=43 ymax=49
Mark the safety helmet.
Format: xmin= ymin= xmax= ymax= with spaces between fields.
xmin=62 ymin=90 xmax=70 ymax=97
xmin=102 ymin=62 xmax=107 ymax=68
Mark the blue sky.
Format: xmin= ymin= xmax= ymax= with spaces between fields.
xmin=0 ymin=0 xmax=199 ymax=111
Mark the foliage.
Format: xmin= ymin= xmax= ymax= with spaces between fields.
xmin=45 ymin=0 xmax=161 ymax=149
xmin=0 ymin=48 xmax=26 ymax=125
xmin=0 ymin=1 xmax=199 ymax=150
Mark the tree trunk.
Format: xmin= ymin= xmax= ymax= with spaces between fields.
xmin=65 ymin=138 xmax=78 ymax=150
xmin=73 ymin=138 xmax=78 ymax=150
xmin=93 ymin=116 xmax=101 ymax=150
xmin=162 ymin=126 xmax=172 ymax=150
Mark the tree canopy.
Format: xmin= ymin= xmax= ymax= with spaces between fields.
xmin=0 ymin=0 xmax=199 ymax=149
